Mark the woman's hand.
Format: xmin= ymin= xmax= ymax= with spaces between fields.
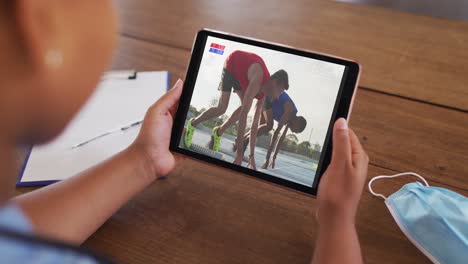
xmin=316 ymin=118 xmax=369 ymax=226
xmin=130 ymin=79 xmax=183 ymax=179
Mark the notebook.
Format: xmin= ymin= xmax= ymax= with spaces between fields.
xmin=17 ymin=71 xmax=170 ymax=186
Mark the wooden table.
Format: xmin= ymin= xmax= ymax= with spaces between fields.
xmin=17 ymin=0 xmax=468 ymax=263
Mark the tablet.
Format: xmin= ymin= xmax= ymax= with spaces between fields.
xmin=170 ymin=29 xmax=360 ymax=195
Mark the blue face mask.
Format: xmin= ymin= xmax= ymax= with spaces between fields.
xmin=368 ymin=172 xmax=468 ymax=264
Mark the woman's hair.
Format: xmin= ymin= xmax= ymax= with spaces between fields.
xmin=0 ymin=2 xmax=12 ymax=22
xmin=0 ymin=3 xmax=30 ymax=71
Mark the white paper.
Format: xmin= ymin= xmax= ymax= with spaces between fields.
xmin=20 ymin=71 xmax=169 ymax=183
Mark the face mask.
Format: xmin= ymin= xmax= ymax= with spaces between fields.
xmin=368 ymin=172 xmax=468 ymax=264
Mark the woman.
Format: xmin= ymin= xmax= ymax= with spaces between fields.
xmin=0 ymin=1 xmax=369 ymax=263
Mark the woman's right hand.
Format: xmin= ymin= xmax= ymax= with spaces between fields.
xmin=316 ymin=118 xmax=369 ymax=227
xmin=130 ymin=79 xmax=183 ymax=179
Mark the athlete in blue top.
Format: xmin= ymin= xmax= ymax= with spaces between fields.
xmin=261 ymin=91 xmax=307 ymax=169
xmin=230 ymin=91 xmax=307 ymax=169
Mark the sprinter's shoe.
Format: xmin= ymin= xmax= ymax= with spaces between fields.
xmin=211 ymin=127 xmax=222 ymax=152
xmin=184 ymin=118 xmax=195 ymax=148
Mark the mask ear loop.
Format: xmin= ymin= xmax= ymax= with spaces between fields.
xmin=368 ymin=172 xmax=429 ymax=200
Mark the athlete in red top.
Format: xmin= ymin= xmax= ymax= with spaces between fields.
xmin=225 ymin=51 xmax=270 ymax=100
xmin=185 ymin=50 xmax=289 ymax=169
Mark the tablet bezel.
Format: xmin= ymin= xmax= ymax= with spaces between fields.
xmin=170 ymin=29 xmax=360 ymax=196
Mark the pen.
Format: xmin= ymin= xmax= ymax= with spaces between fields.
xmin=121 ymin=121 xmax=143 ymax=131
xmin=71 ymin=120 xmax=143 ymax=149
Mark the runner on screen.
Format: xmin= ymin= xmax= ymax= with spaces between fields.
xmin=230 ymin=91 xmax=307 ymax=169
xmin=184 ymin=50 xmax=289 ymax=169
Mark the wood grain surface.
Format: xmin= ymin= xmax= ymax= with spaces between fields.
xmin=81 ymin=158 xmax=467 ymax=264
xmin=15 ymin=1 xmax=468 ymax=263
xmin=114 ymin=0 xmax=468 ymax=111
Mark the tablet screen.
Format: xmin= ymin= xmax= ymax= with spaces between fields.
xmin=177 ymin=34 xmax=349 ymax=188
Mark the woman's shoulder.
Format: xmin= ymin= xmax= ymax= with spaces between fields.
xmin=0 ymin=204 xmax=111 ymax=264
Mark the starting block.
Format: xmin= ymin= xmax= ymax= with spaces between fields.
xmin=190 ymin=143 xmax=225 ymax=160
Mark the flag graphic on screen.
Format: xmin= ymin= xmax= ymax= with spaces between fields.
xmin=209 ymin=43 xmax=225 ymax=55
